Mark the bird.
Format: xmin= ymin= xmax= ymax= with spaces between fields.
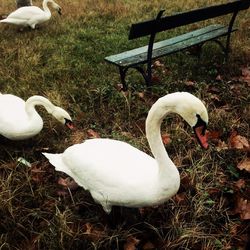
xmin=0 ymin=0 xmax=61 ymax=29
xmin=0 ymin=93 xmax=73 ymax=140
xmin=43 ymin=92 xmax=208 ymax=214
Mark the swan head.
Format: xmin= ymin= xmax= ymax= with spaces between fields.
xmin=172 ymin=92 xmax=208 ymax=149
xmin=52 ymin=106 xmax=73 ymax=129
xmin=50 ymin=0 xmax=62 ymax=15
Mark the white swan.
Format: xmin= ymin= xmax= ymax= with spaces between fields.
xmin=43 ymin=92 xmax=208 ymax=213
xmin=0 ymin=0 xmax=61 ymax=29
xmin=0 ymin=93 xmax=73 ymax=140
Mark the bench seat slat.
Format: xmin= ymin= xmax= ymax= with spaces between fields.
xmin=105 ymin=24 xmax=234 ymax=68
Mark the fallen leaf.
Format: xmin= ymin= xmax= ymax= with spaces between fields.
xmin=241 ymin=67 xmax=250 ymax=86
xmin=216 ymin=75 xmax=223 ymax=81
xmin=237 ymin=158 xmax=250 ymax=172
xmin=234 ymin=179 xmax=246 ymax=189
xmin=116 ymin=83 xmax=124 ymax=91
xmin=185 ymin=80 xmax=196 ymax=86
xmin=234 ymin=197 xmax=250 ymax=220
xmin=211 ymin=94 xmax=221 ymax=102
xmin=70 ymin=130 xmax=85 ymax=144
xmin=161 ymin=133 xmax=171 ymax=145
xmin=153 ymin=60 xmax=165 ymax=68
xmin=58 ymin=177 xmax=79 ymax=190
xmin=207 ymin=130 xmax=221 ymax=140
xmin=229 ymin=131 xmax=250 ymax=150
xmin=173 ymin=193 xmax=187 ymax=204
xmin=124 ymin=236 xmax=140 ymax=250
xmin=87 ymin=129 xmax=100 ymax=139
xmin=143 ymin=241 xmax=156 ymax=250
xmin=216 ymin=140 xmax=228 ymax=151
xmin=83 ymin=223 xmax=106 ymax=242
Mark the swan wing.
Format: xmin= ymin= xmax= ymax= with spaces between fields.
xmin=47 ymin=139 xmax=158 ymax=190
xmin=0 ymin=94 xmax=42 ymax=139
xmin=7 ymin=7 xmax=45 ymax=20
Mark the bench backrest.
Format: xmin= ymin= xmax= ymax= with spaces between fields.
xmin=129 ymin=0 xmax=250 ymax=39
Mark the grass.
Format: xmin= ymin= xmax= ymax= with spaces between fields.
xmin=0 ymin=0 xmax=250 ymax=249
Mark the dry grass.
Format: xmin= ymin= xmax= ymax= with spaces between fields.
xmin=0 ymin=0 xmax=250 ymax=249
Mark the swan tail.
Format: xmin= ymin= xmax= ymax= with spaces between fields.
xmin=42 ymin=152 xmax=73 ymax=177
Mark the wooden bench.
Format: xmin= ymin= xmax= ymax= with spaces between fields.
xmin=105 ymin=0 xmax=250 ymax=90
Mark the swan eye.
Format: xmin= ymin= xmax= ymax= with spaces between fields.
xmin=193 ymin=114 xmax=208 ymax=149
xmin=65 ymin=118 xmax=73 ymax=129
xmin=194 ymin=114 xmax=207 ymax=135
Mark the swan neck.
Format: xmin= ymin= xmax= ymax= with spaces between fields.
xmin=146 ymin=98 xmax=173 ymax=167
xmin=25 ymin=96 xmax=54 ymax=116
xmin=43 ymin=0 xmax=51 ymax=14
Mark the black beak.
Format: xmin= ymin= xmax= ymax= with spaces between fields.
xmin=193 ymin=115 xmax=208 ymax=149
xmin=65 ymin=119 xmax=73 ymax=129
xmin=58 ymin=8 xmax=62 ymax=15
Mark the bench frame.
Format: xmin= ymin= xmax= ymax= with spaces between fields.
xmin=105 ymin=0 xmax=250 ymax=90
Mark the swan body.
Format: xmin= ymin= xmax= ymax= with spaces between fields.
xmin=0 ymin=0 xmax=61 ymax=29
xmin=43 ymin=92 xmax=208 ymax=213
xmin=0 ymin=94 xmax=73 ymax=140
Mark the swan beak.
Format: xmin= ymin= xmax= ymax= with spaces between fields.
xmin=57 ymin=8 xmax=62 ymax=15
xmin=194 ymin=125 xmax=208 ymax=149
xmin=65 ymin=119 xmax=74 ymax=129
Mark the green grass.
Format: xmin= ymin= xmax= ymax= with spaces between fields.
xmin=0 ymin=0 xmax=250 ymax=249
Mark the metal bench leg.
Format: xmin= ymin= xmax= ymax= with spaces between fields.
xmin=119 ymin=67 xmax=129 ymax=91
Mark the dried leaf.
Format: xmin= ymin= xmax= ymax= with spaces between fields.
xmin=70 ymin=130 xmax=85 ymax=144
xmin=143 ymin=241 xmax=156 ymax=250
xmin=234 ymin=197 xmax=250 ymax=220
xmin=207 ymin=130 xmax=221 ymax=140
xmin=185 ymin=80 xmax=196 ymax=86
xmin=215 ymin=75 xmax=223 ymax=81
xmin=241 ymin=67 xmax=250 ymax=86
xmin=83 ymin=223 xmax=106 ymax=242
xmin=87 ymin=129 xmax=100 ymax=139
xmin=58 ymin=177 xmax=79 ymax=190
xmin=216 ymin=140 xmax=228 ymax=151
xmin=153 ymin=60 xmax=165 ymax=68
xmin=124 ymin=236 xmax=140 ymax=250
xmin=237 ymin=158 xmax=250 ymax=172
xmin=234 ymin=179 xmax=246 ymax=189
xmin=173 ymin=193 xmax=187 ymax=204
xmin=161 ymin=133 xmax=171 ymax=145
xmin=229 ymin=131 xmax=249 ymax=150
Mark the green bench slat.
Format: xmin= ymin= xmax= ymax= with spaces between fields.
xmin=105 ymin=24 xmax=232 ymax=68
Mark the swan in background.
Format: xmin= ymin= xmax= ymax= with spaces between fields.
xmin=43 ymin=92 xmax=208 ymax=213
xmin=0 ymin=0 xmax=61 ymax=29
xmin=0 ymin=93 xmax=73 ymax=140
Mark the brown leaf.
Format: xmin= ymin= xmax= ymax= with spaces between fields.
xmin=58 ymin=177 xmax=79 ymax=190
xmin=234 ymin=197 xmax=250 ymax=220
xmin=207 ymin=130 xmax=221 ymax=140
xmin=234 ymin=179 xmax=246 ymax=189
xmin=70 ymin=130 xmax=86 ymax=144
xmin=237 ymin=158 xmax=250 ymax=172
xmin=173 ymin=193 xmax=187 ymax=204
xmin=216 ymin=139 xmax=228 ymax=151
xmin=153 ymin=60 xmax=165 ymax=68
xmin=143 ymin=241 xmax=156 ymax=250
xmin=124 ymin=236 xmax=140 ymax=250
xmin=229 ymin=131 xmax=250 ymax=150
xmin=83 ymin=223 xmax=106 ymax=242
xmin=215 ymin=75 xmax=223 ymax=81
xmin=185 ymin=80 xmax=196 ymax=86
xmin=161 ymin=133 xmax=171 ymax=145
xmin=87 ymin=129 xmax=100 ymax=139
xmin=241 ymin=67 xmax=250 ymax=86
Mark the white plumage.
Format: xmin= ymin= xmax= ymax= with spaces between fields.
xmin=0 ymin=0 xmax=61 ymax=29
xmin=43 ymin=92 xmax=209 ymax=213
xmin=0 ymin=93 xmax=72 ymax=140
